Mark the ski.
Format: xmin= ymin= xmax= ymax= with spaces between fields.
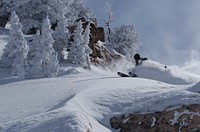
xmin=117 ymin=72 xmax=137 ymax=77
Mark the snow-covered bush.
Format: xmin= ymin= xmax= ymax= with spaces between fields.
xmin=1 ymin=11 xmax=29 ymax=79
xmin=26 ymin=17 xmax=59 ymax=78
xmin=67 ymin=20 xmax=92 ymax=69
xmin=110 ymin=24 xmax=140 ymax=59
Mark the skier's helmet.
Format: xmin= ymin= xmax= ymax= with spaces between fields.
xmin=134 ymin=54 xmax=140 ymax=60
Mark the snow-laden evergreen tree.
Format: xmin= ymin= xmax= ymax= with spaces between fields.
xmin=110 ymin=24 xmax=140 ymax=59
xmin=26 ymin=30 xmax=41 ymax=78
xmin=27 ymin=17 xmax=59 ymax=78
xmin=82 ymin=23 xmax=92 ymax=69
xmin=67 ymin=20 xmax=91 ymax=69
xmin=52 ymin=6 xmax=69 ymax=61
xmin=1 ymin=11 xmax=29 ymax=79
xmin=10 ymin=12 xmax=29 ymax=79
xmin=40 ymin=17 xmax=59 ymax=77
xmin=67 ymin=20 xmax=83 ymax=65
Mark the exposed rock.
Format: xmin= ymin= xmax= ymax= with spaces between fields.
xmin=110 ymin=104 xmax=200 ymax=132
xmin=68 ymin=18 xmax=121 ymax=66
xmin=0 ymin=15 xmax=9 ymax=27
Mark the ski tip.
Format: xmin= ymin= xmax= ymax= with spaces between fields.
xmin=117 ymin=72 xmax=130 ymax=77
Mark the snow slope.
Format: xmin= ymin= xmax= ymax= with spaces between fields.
xmin=0 ymin=65 xmax=200 ymax=132
xmin=0 ymin=29 xmax=200 ymax=131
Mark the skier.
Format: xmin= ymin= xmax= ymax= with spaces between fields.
xmin=117 ymin=54 xmax=167 ymax=77
xmin=127 ymin=53 xmax=148 ymax=77
xmin=134 ymin=53 xmax=148 ymax=66
xmin=118 ymin=53 xmax=148 ymax=77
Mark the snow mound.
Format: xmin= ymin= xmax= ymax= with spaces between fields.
xmin=131 ymin=60 xmax=200 ymax=84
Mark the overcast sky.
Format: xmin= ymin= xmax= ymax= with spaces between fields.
xmin=83 ymin=0 xmax=200 ymax=66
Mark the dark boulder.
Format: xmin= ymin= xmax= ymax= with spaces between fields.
xmin=110 ymin=104 xmax=200 ymax=132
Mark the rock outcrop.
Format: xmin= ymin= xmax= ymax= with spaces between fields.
xmin=0 ymin=15 xmax=9 ymax=27
xmin=110 ymin=104 xmax=200 ymax=132
xmin=69 ymin=18 xmax=122 ymax=66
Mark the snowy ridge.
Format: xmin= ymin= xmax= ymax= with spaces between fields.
xmin=1 ymin=65 xmax=200 ymax=132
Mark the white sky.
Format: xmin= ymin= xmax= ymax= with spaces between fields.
xmin=83 ymin=0 xmax=200 ymax=65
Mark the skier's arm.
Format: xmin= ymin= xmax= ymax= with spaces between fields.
xmin=141 ymin=58 xmax=148 ymax=61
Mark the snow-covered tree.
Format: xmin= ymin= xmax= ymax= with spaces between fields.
xmin=27 ymin=17 xmax=59 ymax=78
xmin=1 ymin=11 xmax=29 ymax=79
xmin=40 ymin=17 xmax=59 ymax=77
xmin=82 ymin=23 xmax=92 ymax=69
xmin=26 ymin=31 xmax=41 ymax=77
xmin=67 ymin=20 xmax=91 ymax=69
xmin=67 ymin=20 xmax=83 ymax=64
xmin=52 ymin=7 xmax=69 ymax=61
xmin=104 ymin=2 xmax=114 ymax=43
xmin=110 ymin=24 xmax=140 ymax=59
xmin=10 ymin=12 xmax=29 ymax=79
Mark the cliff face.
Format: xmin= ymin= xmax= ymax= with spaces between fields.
xmin=110 ymin=104 xmax=200 ymax=132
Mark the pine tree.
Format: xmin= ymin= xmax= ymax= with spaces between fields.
xmin=1 ymin=11 xmax=29 ymax=79
xmin=1 ymin=12 xmax=18 ymax=68
xmin=82 ymin=23 xmax=92 ymax=69
xmin=67 ymin=20 xmax=83 ymax=65
xmin=26 ymin=31 xmax=42 ymax=78
xmin=67 ymin=21 xmax=92 ymax=69
xmin=27 ymin=17 xmax=59 ymax=78
xmin=40 ymin=17 xmax=59 ymax=77
xmin=52 ymin=7 xmax=69 ymax=61
xmin=10 ymin=12 xmax=29 ymax=79
xmin=68 ymin=20 xmax=92 ymax=69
